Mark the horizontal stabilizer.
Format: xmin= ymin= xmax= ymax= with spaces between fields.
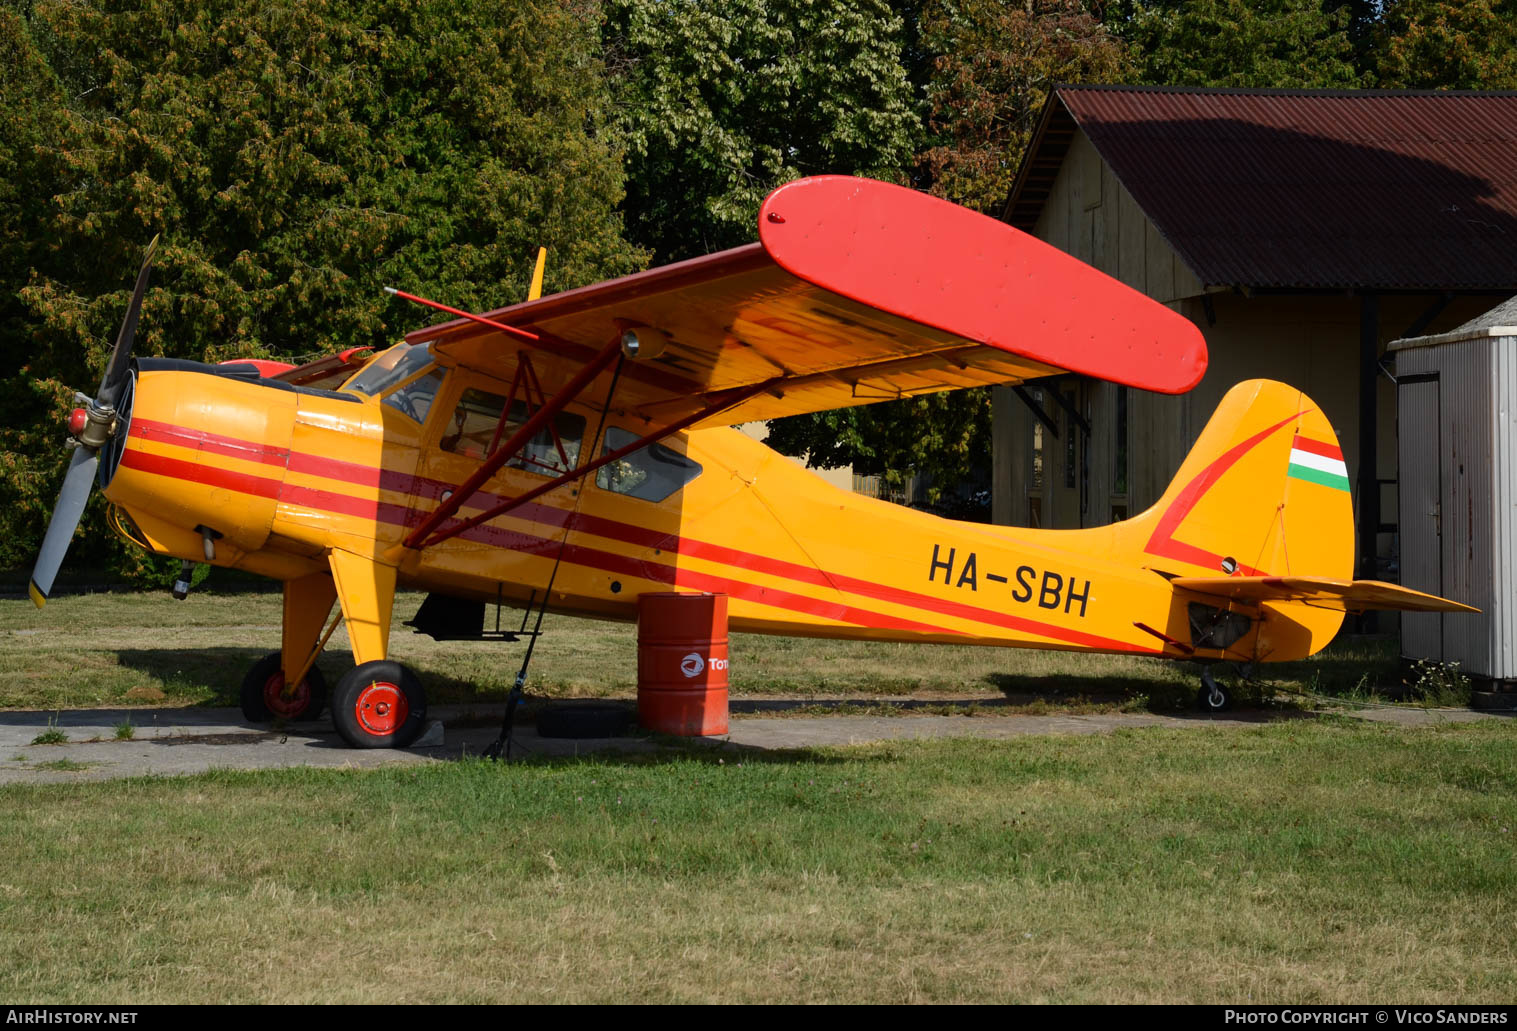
xmin=1172 ymin=575 xmax=1478 ymax=614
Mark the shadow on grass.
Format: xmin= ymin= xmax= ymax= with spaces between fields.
xmin=981 ymin=672 xmax=1195 ymax=711
xmin=114 ymin=647 xmax=504 ymax=706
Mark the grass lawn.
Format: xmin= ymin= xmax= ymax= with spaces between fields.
xmin=0 ymin=588 xmax=1406 ymax=713
xmin=0 ymin=720 xmax=1513 ymax=1003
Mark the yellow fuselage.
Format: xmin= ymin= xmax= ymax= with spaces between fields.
xmin=104 ymin=364 xmax=1341 ymax=666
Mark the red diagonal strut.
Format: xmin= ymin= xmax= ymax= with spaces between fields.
xmin=418 ymin=378 xmax=782 ymax=549
xmin=403 ymin=338 xmax=621 ymax=549
xmin=385 ymin=287 xmax=540 ymax=343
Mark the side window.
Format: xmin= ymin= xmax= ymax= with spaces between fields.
xmin=439 ymin=389 xmax=505 ymax=460
xmin=382 ymin=368 xmax=446 ymax=424
xmin=595 ymin=427 xmax=703 ymax=502
xmin=439 ymin=388 xmax=584 ymax=475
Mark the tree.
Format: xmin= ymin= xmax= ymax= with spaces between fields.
xmin=605 ymin=0 xmax=921 ymax=263
xmin=1368 ymin=0 xmax=1517 ymax=89
xmin=4 ymin=0 xmax=644 ymax=579
xmin=918 ymin=0 xmax=1131 ymax=214
xmin=0 ymin=8 xmax=78 ymax=576
xmin=764 ymin=390 xmax=994 ymax=507
xmin=1115 ymin=0 xmax=1365 ymax=88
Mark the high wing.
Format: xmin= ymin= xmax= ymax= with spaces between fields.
xmin=1173 ymin=575 xmax=1479 ymax=614
xmin=405 ymin=176 xmax=1208 ymax=428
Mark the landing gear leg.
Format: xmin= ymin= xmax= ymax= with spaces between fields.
xmin=327 ymin=549 xmax=425 ymax=748
xmin=240 ymin=572 xmax=337 ymax=723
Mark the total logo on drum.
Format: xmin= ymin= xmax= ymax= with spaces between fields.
xmin=680 ymin=652 xmax=728 ymax=678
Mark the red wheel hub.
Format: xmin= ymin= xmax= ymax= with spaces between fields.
xmin=354 ymin=681 xmax=409 ymax=737
xmin=263 ymin=671 xmax=310 ymax=719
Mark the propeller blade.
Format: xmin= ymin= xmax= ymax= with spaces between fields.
xmin=97 ymin=234 xmax=160 ymax=409
xmin=28 ymin=447 xmax=100 ymax=608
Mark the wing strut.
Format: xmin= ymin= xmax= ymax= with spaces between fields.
xmin=403 ymin=338 xmax=622 ymax=549
xmin=487 ymin=353 xmax=572 ymax=473
xmin=415 ymin=376 xmax=782 ymax=549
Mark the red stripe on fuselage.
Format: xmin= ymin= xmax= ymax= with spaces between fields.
xmin=130 ymin=417 xmax=290 ymax=467
xmin=119 ymin=449 xmax=283 ymax=498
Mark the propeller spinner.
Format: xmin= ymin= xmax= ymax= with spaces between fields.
xmin=29 ymin=235 xmax=160 ymax=608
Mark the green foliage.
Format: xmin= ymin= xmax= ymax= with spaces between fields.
xmin=606 ymin=0 xmax=920 ymax=262
xmin=766 ymin=389 xmax=992 ymax=507
xmin=33 ymin=758 xmax=92 ymax=771
xmin=1116 ymin=0 xmax=1366 ymax=88
xmin=1368 ymin=0 xmax=1517 ymax=88
xmin=1404 ymin=657 xmax=1473 ymax=707
xmin=30 ymin=715 xmax=66 ymax=746
xmin=4 ymin=0 xmax=644 ymax=581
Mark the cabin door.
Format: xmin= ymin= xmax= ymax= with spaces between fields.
xmin=1398 ymin=374 xmax=1442 ymax=661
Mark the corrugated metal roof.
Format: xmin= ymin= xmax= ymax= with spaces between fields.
xmin=1391 ymin=293 xmax=1517 ymax=350
xmin=1004 ymin=86 xmax=1517 ymax=291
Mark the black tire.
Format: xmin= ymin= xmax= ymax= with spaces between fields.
xmin=331 ymin=660 xmax=427 ymax=749
xmin=240 ymin=651 xmax=326 ymax=723
xmin=535 ymin=701 xmax=634 ymax=739
xmin=1197 ymin=668 xmax=1232 ymax=713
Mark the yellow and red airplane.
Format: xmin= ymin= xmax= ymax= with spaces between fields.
xmin=30 ymin=176 xmax=1474 ymax=748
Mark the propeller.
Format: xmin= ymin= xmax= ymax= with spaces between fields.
xmin=29 ymin=235 xmax=160 ymax=608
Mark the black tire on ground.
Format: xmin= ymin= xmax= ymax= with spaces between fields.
xmin=331 ymin=660 xmax=427 ymax=749
xmin=240 ymin=651 xmax=327 ymax=723
xmin=1197 ymin=668 xmax=1232 ymax=713
xmin=535 ymin=702 xmax=634 ymax=739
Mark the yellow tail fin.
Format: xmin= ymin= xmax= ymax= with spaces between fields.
xmin=1117 ymin=379 xmax=1356 ymax=658
xmin=1125 ymin=379 xmax=1354 ymax=583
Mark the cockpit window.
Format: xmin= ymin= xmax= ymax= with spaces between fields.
xmin=343 ymin=342 xmax=434 ymax=397
xmin=383 ymin=367 xmax=446 ymax=424
xmin=595 ymin=427 xmax=702 ymax=502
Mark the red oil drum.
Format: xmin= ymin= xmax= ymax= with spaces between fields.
xmin=637 ymin=592 xmax=729 ymax=736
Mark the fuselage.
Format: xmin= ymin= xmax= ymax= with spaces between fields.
xmin=101 ymin=353 xmax=1337 ymax=666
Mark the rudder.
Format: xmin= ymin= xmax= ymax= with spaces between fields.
xmin=1122 ymin=379 xmax=1354 ymax=584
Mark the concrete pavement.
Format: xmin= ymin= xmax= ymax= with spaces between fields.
xmin=0 ymin=700 xmax=1508 ymax=785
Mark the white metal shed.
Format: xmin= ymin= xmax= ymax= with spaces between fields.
xmin=1391 ymin=295 xmax=1517 ymax=694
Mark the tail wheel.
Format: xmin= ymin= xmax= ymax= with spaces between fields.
xmin=332 ymin=660 xmax=426 ymax=749
xmin=241 ymin=651 xmax=327 ymax=723
xmin=1197 ymin=667 xmax=1232 ymax=713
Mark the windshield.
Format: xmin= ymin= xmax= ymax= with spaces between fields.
xmin=342 ymin=342 xmax=434 ymax=397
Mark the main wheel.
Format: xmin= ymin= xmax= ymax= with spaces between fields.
xmin=332 ymin=660 xmax=427 ymax=749
xmin=241 ymin=651 xmax=327 ymax=723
